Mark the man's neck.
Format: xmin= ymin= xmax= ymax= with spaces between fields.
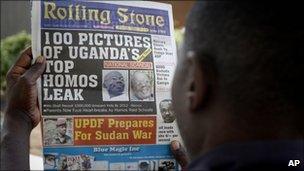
xmin=188 ymin=140 xmax=304 ymax=171
xmin=198 ymin=113 xmax=302 ymax=158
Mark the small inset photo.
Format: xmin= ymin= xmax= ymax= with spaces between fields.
xmin=158 ymin=159 xmax=176 ymax=171
xmin=138 ymin=160 xmax=158 ymax=171
xmin=102 ymin=70 xmax=129 ymax=101
xmin=130 ymin=70 xmax=154 ymax=101
xmin=43 ymin=153 xmax=58 ymax=170
xmin=58 ymin=155 xmax=68 ymax=170
xmin=110 ymin=162 xmax=125 ymax=170
xmin=159 ymin=99 xmax=176 ymax=123
xmin=43 ymin=117 xmax=73 ymax=146
xmin=125 ymin=162 xmax=138 ymax=170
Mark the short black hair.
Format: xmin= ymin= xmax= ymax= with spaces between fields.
xmin=185 ymin=2 xmax=304 ymax=116
xmin=159 ymin=99 xmax=172 ymax=108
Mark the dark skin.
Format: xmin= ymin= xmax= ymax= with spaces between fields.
xmin=172 ymin=47 xmax=303 ymax=161
xmin=171 ymin=2 xmax=304 ymax=168
xmin=1 ymin=47 xmax=46 ymax=170
xmin=170 ymin=140 xmax=189 ymax=169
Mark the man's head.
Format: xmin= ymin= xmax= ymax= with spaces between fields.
xmin=103 ymin=71 xmax=125 ymax=98
xmin=159 ymin=99 xmax=175 ymax=123
xmin=131 ymin=71 xmax=153 ymax=100
xmin=172 ymin=2 xmax=304 ymax=159
xmin=56 ymin=118 xmax=67 ymax=136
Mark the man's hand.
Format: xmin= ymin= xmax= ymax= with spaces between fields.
xmin=171 ymin=140 xmax=190 ymax=170
xmin=1 ymin=47 xmax=45 ymax=170
xmin=5 ymin=47 xmax=46 ymax=128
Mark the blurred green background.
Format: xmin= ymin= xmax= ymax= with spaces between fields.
xmin=0 ymin=31 xmax=31 ymax=95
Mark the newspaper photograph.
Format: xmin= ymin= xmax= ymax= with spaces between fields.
xmin=31 ymin=0 xmax=180 ymax=170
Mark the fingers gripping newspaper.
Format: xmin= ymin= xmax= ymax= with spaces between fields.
xmin=32 ymin=0 xmax=181 ymax=170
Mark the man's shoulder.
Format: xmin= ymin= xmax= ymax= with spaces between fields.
xmin=52 ymin=134 xmax=60 ymax=142
xmin=64 ymin=135 xmax=72 ymax=141
xmin=188 ymin=140 xmax=304 ymax=171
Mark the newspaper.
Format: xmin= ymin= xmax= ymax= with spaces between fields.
xmin=31 ymin=0 xmax=180 ymax=170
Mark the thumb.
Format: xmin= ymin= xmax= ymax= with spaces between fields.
xmin=171 ymin=140 xmax=190 ymax=169
xmin=23 ymin=56 xmax=46 ymax=82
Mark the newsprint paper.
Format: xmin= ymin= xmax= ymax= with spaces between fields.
xmin=32 ymin=0 xmax=181 ymax=170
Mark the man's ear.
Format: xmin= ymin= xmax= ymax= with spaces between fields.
xmin=186 ymin=51 xmax=207 ymax=113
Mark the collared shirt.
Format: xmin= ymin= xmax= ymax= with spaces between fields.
xmin=188 ymin=140 xmax=304 ymax=171
xmin=103 ymin=90 xmax=129 ymax=101
xmin=130 ymin=93 xmax=154 ymax=101
xmin=52 ymin=134 xmax=72 ymax=145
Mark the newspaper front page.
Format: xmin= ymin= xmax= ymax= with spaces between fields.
xmin=32 ymin=0 xmax=180 ymax=170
